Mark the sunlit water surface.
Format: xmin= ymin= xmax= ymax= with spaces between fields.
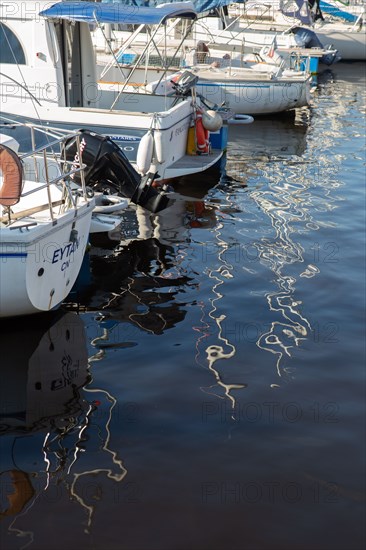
xmin=1 ymin=63 xmax=365 ymax=550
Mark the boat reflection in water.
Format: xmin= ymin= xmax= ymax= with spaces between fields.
xmin=68 ymin=167 xmax=224 ymax=339
xmin=68 ymin=163 xmax=250 ymax=419
xmin=68 ymin=165 xmax=248 ymax=416
xmin=0 ymin=311 xmax=127 ymax=542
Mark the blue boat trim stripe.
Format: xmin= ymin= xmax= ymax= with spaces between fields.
xmin=197 ymin=83 xmax=271 ymax=88
xmin=0 ymin=253 xmax=28 ymax=258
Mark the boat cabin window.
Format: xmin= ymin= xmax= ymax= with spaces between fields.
xmin=0 ymin=23 xmax=26 ymax=64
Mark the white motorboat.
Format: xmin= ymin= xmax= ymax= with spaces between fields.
xmin=0 ymin=127 xmax=95 ymax=318
xmin=0 ymin=1 xmax=223 ymax=181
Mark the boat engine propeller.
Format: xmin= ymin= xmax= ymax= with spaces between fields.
xmin=62 ymin=129 xmax=172 ymax=213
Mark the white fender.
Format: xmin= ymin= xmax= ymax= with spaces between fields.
xmin=93 ymin=193 xmax=129 ymax=214
xmin=136 ymin=131 xmax=154 ymax=175
xmin=154 ymin=130 xmax=165 ymax=164
xmin=201 ymin=110 xmax=223 ymax=132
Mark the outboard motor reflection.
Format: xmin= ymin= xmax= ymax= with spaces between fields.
xmin=62 ymin=130 xmax=171 ymax=213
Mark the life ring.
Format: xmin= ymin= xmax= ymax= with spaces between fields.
xmin=0 ymin=144 xmax=23 ymax=207
xmin=195 ymin=110 xmax=210 ymax=154
xmin=228 ymin=114 xmax=255 ymax=125
xmin=93 ymin=193 xmax=129 ymax=214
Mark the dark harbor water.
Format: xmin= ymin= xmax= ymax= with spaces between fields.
xmin=1 ymin=62 xmax=365 ymax=550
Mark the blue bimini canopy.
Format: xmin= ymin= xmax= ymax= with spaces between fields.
xmin=101 ymin=1 xmax=235 ymax=15
xmin=39 ymin=1 xmax=198 ymax=26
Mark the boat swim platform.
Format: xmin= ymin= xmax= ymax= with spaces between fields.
xmin=162 ymin=149 xmax=223 ymax=179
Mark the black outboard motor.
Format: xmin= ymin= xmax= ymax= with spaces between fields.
xmin=170 ymin=70 xmax=199 ymax=97
xmin=62 ymin=129 xmax=171 ymax=213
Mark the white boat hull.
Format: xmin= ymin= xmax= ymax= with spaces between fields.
xmin=98 ymin=64 xmax=310 ymax=116
xmin=0 ymin=205 xmax=92 ymax=318
xmin=314 ymin=27 xmax=366 ymax=60
xmin=0 ymin=99 xmax=222 ymax=179
xmin=193 ymin=68 xmax=311 ymax=115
